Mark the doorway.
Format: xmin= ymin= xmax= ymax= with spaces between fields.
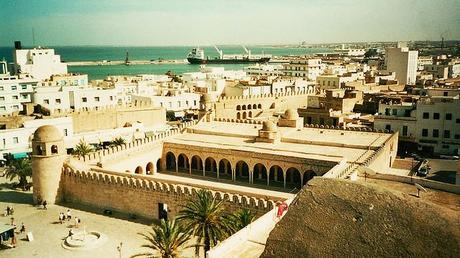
xmin=158 ymin=203 xmax=168 ymax=221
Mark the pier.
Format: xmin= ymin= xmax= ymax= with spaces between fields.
xmin=65 ymin=59 xmax=187 ymax=66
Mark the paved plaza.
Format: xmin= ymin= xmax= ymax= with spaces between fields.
xmin=0 ymin=178 xmax=198 ymax=258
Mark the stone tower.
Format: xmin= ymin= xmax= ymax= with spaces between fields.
xmin=31 ymin=125 xmax=66 ymax=205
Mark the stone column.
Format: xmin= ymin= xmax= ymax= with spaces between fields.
xmin=203 ymin=163 xmax=206 ymax=177
xmin=175 ymin=156 xmax=178 ymax=173
xmin=249 ymin=170 xmax=253 ymax=184
xmin=216 ymin=164 xmax=220 ymax=179
xmin=283 ymin=173 xmax=287 ymax=188
xmin=232 ymin=168 xmax=236 ymax=181
xmin=189 ymin=163 xmax=192 ymax=175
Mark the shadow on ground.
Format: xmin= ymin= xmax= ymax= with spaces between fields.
xmin=0 ymin=189 xmax=33 ymax=204
xmin=427 ymin=171 xmax=456 ymax=184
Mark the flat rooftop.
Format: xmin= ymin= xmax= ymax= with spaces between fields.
xmin=166 ymin=121 xmax=392 ymax=163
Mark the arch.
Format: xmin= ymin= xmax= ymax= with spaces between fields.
xmin=247 ymin=105 xmax=252 ymax=110
xmin=252 ymin=104 xmax=257 ymax=109
xmin=248 ymin=111 xmax=252 ymax=118
xmin=236 ymin=105 xmax=241 ymax=111
xmin=285 ymin=167 xmax=301 ymax=189
xmin=258 ymin=104 xmax=263 ymax=109
xmin=237 ymin=112 xmax=241 ymax=120
xmin=156 ymin=159 xmax=161 ymax=172
xmin=269 ymin=165 xmax=283 ymax=187
xmin=177 ymin=153 xmax=189 ymax=173
xmin=190 ymin=155 xmax=203 ymax=176
xmin=135 ymin=166 xmax=143 ymax=174
xmin=166 ymin=152 xmax=176 ymax=171
xmin=51 ymin=145 xmax=58 ymax=154
xmin=253 ymin=163 xmax=268 ymax=185
xmin=146 ymin=162 xmax=154 ymax=174
xmin=36 ymin=145 xmax=44 ymax=155
xmin=205 ymin=157 xmax=218 ymax=178
xmin=235 ymin=160 xmax=249 ymax=182
xmin=303 ymin=170 xmax=317 ymax=185
xmin=218 ymin=159 xmax=232 ymax=180
xmin=242 ymin=112 xmax=247 ymax=119
xmin=242 ymin=105 xmax=247 ymax=110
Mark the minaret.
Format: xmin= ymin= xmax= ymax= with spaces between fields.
xmin=31 ymin=125 xmax=67 ymax=205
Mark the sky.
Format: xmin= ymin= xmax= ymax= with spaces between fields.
xmin=0 ymin=0 xmax=459 ymax=46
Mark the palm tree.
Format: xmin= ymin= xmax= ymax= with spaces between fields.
xmin=230 ymin=209 xmax=255 ymax=231
xmin=73 ymin=140 xmax=93 ymax=157
xmin=111 ymin=137 xmax=126 ymax=147
xmin=4 ymin=158 xmax=32 ymax=190
xmin=177 ymin=189 xmax=234 ymax=257
xmin=133 ymin=219 xmax=192 ymax=258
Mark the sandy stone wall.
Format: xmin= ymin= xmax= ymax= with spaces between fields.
xmin=60 ymin=168 xmax=276 ymax=221
xmin=214 ymin=91 xmax=311 ymax=120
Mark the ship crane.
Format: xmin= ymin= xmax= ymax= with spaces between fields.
xmin=242 ymin=45 xmax=251 ymax=59
xmin=214 ymin=45 xmax=223 ymax=59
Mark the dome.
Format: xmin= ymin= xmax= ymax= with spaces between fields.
xmin=284 ymin=109 xmax=299 ymax=120
xmin=262 ymin=120 xmax=277 ymax=131
xmin=33 ymin=125 xmax=63 ymax=142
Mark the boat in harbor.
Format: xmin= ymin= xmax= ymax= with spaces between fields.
xmin=187 ymin=46 xmax=271 ymax=64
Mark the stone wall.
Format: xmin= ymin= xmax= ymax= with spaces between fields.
xmin=60 ymin=166 xmax=276 ymax=221
xmin=214 ymin=91 xmax=311 ymax=120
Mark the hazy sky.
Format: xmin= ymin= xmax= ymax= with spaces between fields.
xmin=0 ymin=0 xmax=459 ymax=46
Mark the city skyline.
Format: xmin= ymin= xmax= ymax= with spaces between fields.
xmin=1 ymin=0 xmax=459 ymax=47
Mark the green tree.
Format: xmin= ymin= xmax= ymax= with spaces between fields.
xmin=110 ymin=137 xmax=126 ymax=147
xmin=4 ymin=158 xmax=32 ymax=190
xmin=230 ymin=209 xmax=255 ymax=231
xmin=177 ymin=189 xmax=234 ymax=257
xmin=133 ymin=219 xmax=192 ymax=258
xmin=73 ymin=140 xmax=93 ymax=157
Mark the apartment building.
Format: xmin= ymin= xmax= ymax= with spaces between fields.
xmin=283 ymin=59 xmax=325 ymax=80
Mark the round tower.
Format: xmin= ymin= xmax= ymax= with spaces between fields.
xmin=31 ymin=125 xmax=66 ymax=205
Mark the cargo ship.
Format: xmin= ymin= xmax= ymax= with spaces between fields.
xmin=187 ymin=46 xmax=271 ymax=64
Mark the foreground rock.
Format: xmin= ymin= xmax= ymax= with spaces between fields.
xmin=262 ymin=178 xmax=460 ymax=258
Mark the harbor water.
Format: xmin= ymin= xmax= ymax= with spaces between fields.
xmin=0 ymin=46 xmax=329 ymax=80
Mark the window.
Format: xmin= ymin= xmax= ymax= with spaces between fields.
xmin=56 ymin=99 xmax=61 ymax=104
xmin=13 ymin=96 xmax=18 ymax=100
xmin=443 ymin=91 xmax=448 ymax=96
xmin=385 ymin=124 xmax=391 ymax=131
xmin=44 ymin=99 xmax=49 ymax=104
xmin=110 ymin=96 xmax=113 ymax=101
xmin=13 ymin=137 xmax=18 ymax=144
xmin=51 ymin=145 xmax=58 ymax=154
xmin=444 ymin=130 xmax=450 ymax=138
xmin=64 ymin=129 xmax=68 ymax=136
xmin=446 ymin=113 xmax=452 ymax=120
xmin=13 ymin=105 xmax=19 ymax=109
xmin=82 ymin=97 xmax=87 ymax=102
xmin=385 ymin=108 xmax=390 ymax=115
xmin=457 ymin=118 xmax=460 ymax=123
xmin=392 ymin=109 xmax=397 ymax=116
xmin=433 ymin=129 xmax=439 ymax=138
xmin=455 ymin=134 xmax=460 ymax=139
xmin=402 ymin=126 xmax=408 ymax=136
xmin=0 ymin=97 xmax=4 ymax=101
xmin=0 ymin=86 xmax=3 ymax=90
xmin=422 ymin=129 xmax=428 ymax=137
xmin=433 ymin=113 xmax=440 ymax=120
xmin=21 ymin=85 xmax=27 ymax=90
xmin=0 ymin=106 xmax=5 ymax=111
xmin=94 ymin=97 xmax=100 ymax=102
xmin=11 ymin=86 xmax=17 ymax=90
xmin=423 ymin=112 xmax=429 ymax=119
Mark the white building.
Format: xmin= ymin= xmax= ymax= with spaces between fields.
xmin=131 ymin=92 xmax=200 ymax=113
xmin=0 ymin=61 xmax=39 ymax=115
xmin=385 ymin=45 xmax=418 ymax=85
xmin=13 ymin=46 xmax=68 ymax=80
xmin=283 ymin=59 xmax=325 ymax=81
xmin=416 ymin=97 xmax=460 ymax=155
xmin=245 ymin=64 xmax=284 ymax=76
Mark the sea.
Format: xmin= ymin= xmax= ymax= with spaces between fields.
xmin=0 ymin=46 xmax=329 ymax=80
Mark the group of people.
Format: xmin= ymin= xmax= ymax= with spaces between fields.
xmin=58 ymin=209 xmax=81 ymax=228
xmin=4 ymin=205 xmax=14 ymax=216
xmin=5 ymin=217 xmax=26 ymax=248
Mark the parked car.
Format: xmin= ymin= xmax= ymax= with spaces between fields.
xmin=417 ymin=166 xmax=429 ymax=177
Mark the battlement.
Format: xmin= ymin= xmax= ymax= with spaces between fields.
xmin=62 ymin=163 xmax=276 ymax=211
xmin=77 ymin=120 xmax=198 ymax=163
xmin=50 ymin=102 xmax=159 ymax=116
xmin=218 ymin=89 xmax=311 ymax=102
xmin=213 ymin=117 xmax=264 ymax=124
xmin=303 ymin=123 xmax=390 ymax=133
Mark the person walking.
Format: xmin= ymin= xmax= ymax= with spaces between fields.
xmin=66 ymin=209 xmax=72 ymax=221
xmin=42 ymin=200 xmax=47 ymax=210
xmin=59 ymin=212 xmax=64 ymax=224
xmin=19 ymin=223 xmax=26 ymax=234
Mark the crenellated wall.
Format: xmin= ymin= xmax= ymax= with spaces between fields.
xmin=61 ymin=165 xmax=277 ymax=220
